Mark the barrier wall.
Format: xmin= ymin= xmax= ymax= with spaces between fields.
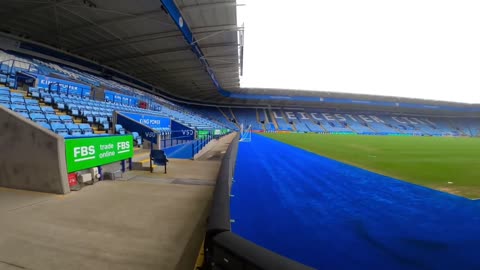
xmin=0 ymin=107 xmax=69 ymax=194
xmin=204 ymin=133 xmax=313 ymax=270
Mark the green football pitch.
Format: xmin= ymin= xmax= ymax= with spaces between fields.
xmin=263 ymin=133 xmax=480 ymax=199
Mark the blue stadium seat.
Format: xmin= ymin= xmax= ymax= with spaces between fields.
xmin=25 ymin=99 xmax=39 ymax=105
xmin=54 ymin=97 xmax=66 ymax=110
xmin=46 ymin=114 xmax=62 ymax=124
xmin=101 ymin=120 xmax=110 ymax=130
xmin=27 ymin=106 xmax=43 ymax=114
xmin=10 ymin=92 xmax=24 ymax=98
xmin=30 ymin=113 xmax=47 ymax=122
xmin=115 ymin=124 xmax=125 ymax=134
xmin=60 ymin=115 xmax=74 ymax=124
xmin=41 ymin=93 xmax=52 ymax=104
xmin=69 ymin=105 xmax=80 ymax=116
xmin=0 ymin=89 xmax=9 ymax=96
xmin=11 ymin=104 xmax=28 ymax=113
xmin=28 ymin=87 xmax=38 ymax=97
xmin=31 ymin=88 xmax=41 ymax=99
xmin=10 ymin=97 xmax=25 ymax=105
xmin=79 ymin=123 xmax=93 ymax=135
xmin=18 ymin=112 xmax=30 ymax=118
xmin=51 ymin=123 xmax=69 ymax=136
xmin=37 ymin=122 xmax=52 ymax=131
xmin=84 ymin=111 xmax=94 ymax=123
xmin=132 ymin=132 xmax=142 ymax=146
xmin=66 ymin=124 xmax=82 ymax=136
xmin=0 ymin=103 xmax=10 ymax=109
xmin=41 ymin=106 xmax=55 ymax=115
xmin=0 ymin=95 xmax=9 ymax=103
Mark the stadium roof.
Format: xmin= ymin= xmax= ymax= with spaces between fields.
xmin=0 ymin=0 xmax=479 ymax=111
xmin=0 ymin=0 xmax=241 ymax=102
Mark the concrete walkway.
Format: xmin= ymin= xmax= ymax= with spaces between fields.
xmin=0 ymin=133 xmax=236 ymax=270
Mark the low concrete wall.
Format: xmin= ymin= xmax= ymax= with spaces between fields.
xmin=0 ymin=107 xmax=69 ymax=194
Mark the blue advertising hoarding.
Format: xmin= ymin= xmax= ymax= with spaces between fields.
xmin=171 ymin=120 xmax=195 ymax=140
xmin=120 ymin=112 xmax=171 ymax=130
xmin=116 ymin=112 xmax=159 ymax=143
xmin=105 ymin=90 xmax=139 ymax=106
xmin=36 ymin=75 xmax=91 ymax=96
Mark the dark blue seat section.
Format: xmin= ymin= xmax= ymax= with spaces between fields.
xmin=150 ymin=150 xmax=168 ymax=173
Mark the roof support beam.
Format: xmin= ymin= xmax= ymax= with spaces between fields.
xmin=180 ymin=2 xmax=244 ymax=12
xmin=101 ymin=42 xmax=239 ymax=63
xmin=134 ymin=63 xmax=236 ymax=76
xmin=57 ymin=8 xmax=174 ymax=33
xmin=0 ymin=0 xmax=74 ymax=21
xmin=71 ymin=24 xmax=240 ymax=53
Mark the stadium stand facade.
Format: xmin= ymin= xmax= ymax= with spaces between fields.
xmin=0 ymin=1 xmax=479 ymax=269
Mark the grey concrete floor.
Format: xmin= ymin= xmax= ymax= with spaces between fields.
xmin=0 ymin=133 xmax=236 ymax=270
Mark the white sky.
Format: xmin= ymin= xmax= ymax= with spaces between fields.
xmin=236 ymin=0 xmax=480 ymax=103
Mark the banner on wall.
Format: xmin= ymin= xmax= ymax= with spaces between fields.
xmin=171 ymin=120 xmax=195 ymax=140
xmin=64 ymin=135 xmax=134 ymax=173
xmin=119 ymin=112 xmax=170 ymax=130
xmin=37 ymin=75 xmax=91 ymax=96
xmin=116 ymin=112 xmax=160 ymax=143
xmin=105 ymin=90 xmax=139 ymax=106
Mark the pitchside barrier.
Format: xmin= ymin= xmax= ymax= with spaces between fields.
xmin=203 ymin=133 xmax=314 ymax=270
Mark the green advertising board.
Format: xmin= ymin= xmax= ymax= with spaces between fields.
xmin=65 ymin=135 xmax=134 ymax=173
xmin=197 ymin=130 xmax=210 ymax=139
xmin=214 ymin=129 xmax=221 ymax=135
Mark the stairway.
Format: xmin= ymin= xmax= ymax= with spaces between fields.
xmin=218 ymin=107 xmax=238 ymax=128
xmin=280 ymin=110 xmax=296 ymax=131
xmin=268 ymin=109 xmax=279 ymax=130
xmin=229 ymin=108 xmax=239 ymax=127
xmin=309 ymin=118 xmax=327 ymax=132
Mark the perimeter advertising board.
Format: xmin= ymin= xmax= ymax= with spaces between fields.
xmin=65 ymin=135 xmax=134 ymax=173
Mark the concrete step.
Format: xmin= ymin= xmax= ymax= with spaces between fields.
xmin=10 ymin=89 xmax=26 ymax=94
xmin=132 ymin=158 xmax=153 ymax=171
xmin=133 ymin=150 xmax=150 ymax=162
